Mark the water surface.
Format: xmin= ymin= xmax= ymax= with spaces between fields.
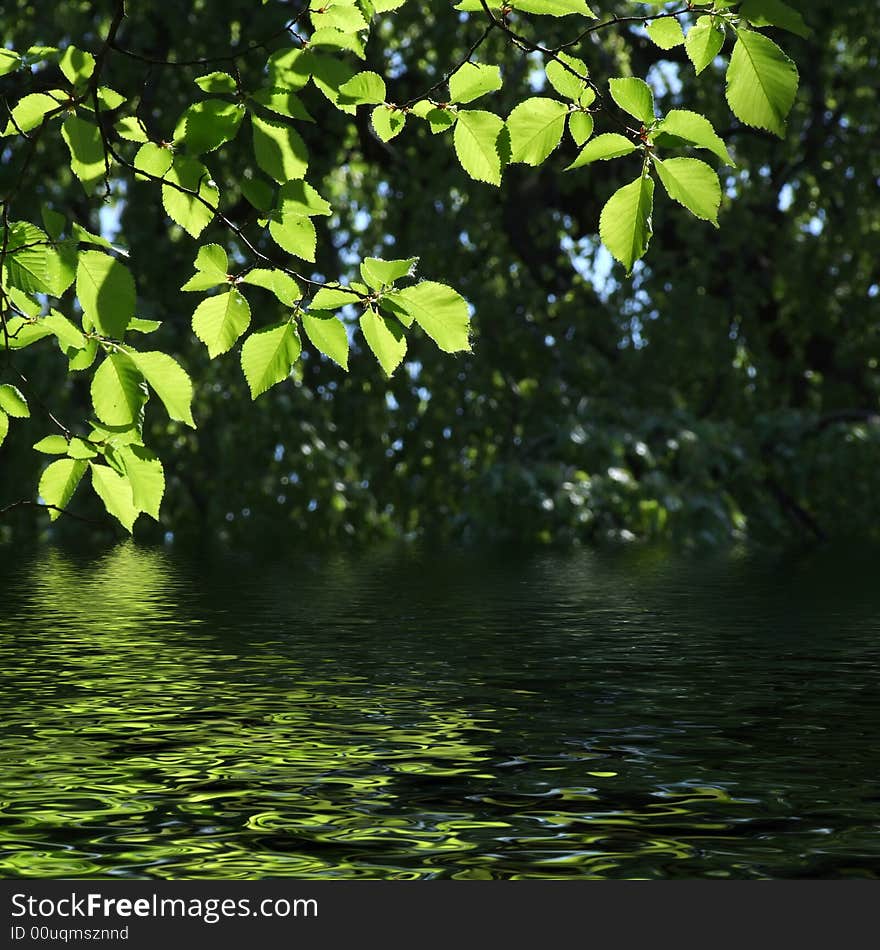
xmin=1 ymin=542 xmax=878 ymax=878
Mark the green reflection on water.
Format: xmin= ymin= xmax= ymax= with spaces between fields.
xmin=1 ymin=543 xmax=879 ymax=879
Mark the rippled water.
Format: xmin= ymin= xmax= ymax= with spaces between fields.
xmin=1 ymin=541 xmax=878 ymax=879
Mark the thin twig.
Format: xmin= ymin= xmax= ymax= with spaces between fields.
xmin=109 ymin=14 xmax=307 ymax=69
xmin=550 ymin=7 xmax=692 ymax=53
xmin=401 ymin=22 xmax=496 ymax=107
xmin=0 ymin=499 xmax=102 ymax=526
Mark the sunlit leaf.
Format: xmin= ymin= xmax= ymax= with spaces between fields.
xmin=91 ymin=352 xmax=146 ymax=426
xmin=302 ymin=313 xmax=350 ymax=369
xmin=76 ymin=251 xmax=136 ymax=338
xmin=90 ymin=462 xmax=139 ymax=532
xmin=192 ymin=289 xmax=251 ymax=357
xmin=39 ymin=458 xmax=87 ymax=520
xmin=360 ymin=306 xmax=406 ymax=376
xmin=453 ymin=110 xmax=506 ymax=185
xmin=726 ymin=29 xmax=799 ymax=137
xmin=127 ymin=350 xmax=196 ymax=428
xmin=240 ymin=321 xmax=302 ymax=398
xmin=599 ymin=172 xmax=654 ymax=274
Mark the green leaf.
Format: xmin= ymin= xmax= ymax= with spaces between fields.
xmin=319 ymin=29 xmax=361 ymax=58
xmin=91 ymin=352 xmax=145 ymax=426
xmin=338 ymin=71 xmax=387 ymax=106
xmin=371 ymin=105 xmax=406 ymax=142
xmin=119 ymin=445 xmax=165 ymax=520
xmin=685 ymin=16 xmax=725 ymax=75
xmin=5 ymin=222 xmax=63 ymax=298
xmin=302 ymin=313 xmax=350 ymax=369
xmin=311 ymin=4 xmax=368 ymax=33
xmin=647 ymin=18 xmax=685 ymax=50
xmin=360 ymin=257 xmax=417 ymax=291
xmin=599 ymin=172 xmax=655 ymax=274
xmin=41 ymin=207 xmax=65 ymax=239
xmin=448 ymin=63 xmax=502 ymax=105
xmin=274 ymin=273 xmax=303 ymax=308
xmin=241 ymin=175 xmax=275 ymax=211
xmin=239 ymin=269 xmax=302 ymax=306
xmin=88 ymin=421 xmax=142 ymax=448
xmin=455 ymin=0 xmax=595 ymax=14
xmin=277 ymin=180 xmax=333 ymax=217
xmin=240 ymin=321 xmax=302 ymax=398
xmin=545 ymin=54 xmax=590 ymax=100
xmin=310 ymin=285 xmax=362 ymax=310
xmin=726 ymin=29 xmax=798 ymax=138
xmin=0 ymin=410 xmax=7 ymax=447
xmin=7 ymin=288 xmax=40 ymax=318
xmin=385 ymin=281 xmax=471 ymax=353
xmin=76 ymin=251 xmax=136 ymax=338
xmin=134 ymin=142 xmax=174 ymax=179
xmin=266 ymin=47 xmax=312 ymax=92
xmin=654 ymin=156 xmax=721 ymax=224
xmin=33 ymin=435 xmax=70 ymax=454
xmin=96 ymin=88 xmax=125 ymax=112
xmin=251 ymin=88 xmax=314 ymax=122
xmin=0 ymin=384 xmax=29 ymax=418
xmin=69 ymin=340 xmax=98 ymax=372
xmin=71 ymin=222 xmax=115 ymax=251
xmin=89 ymin=462 xmax=138 ymax=532
xmin=162 ymin=156 xmax=219 ymax=238
xmin=4 ymin=92 xmax=61 ymax=135
xmin=251 ymin=114 xmax=309 ymax=182
xmin=181 ymin=99 xmax=244 ymax=153
xmin=453 ymin=110 xmax=506 ymax=186
xmin=67 ymin=437 xmax=98 ymax=459
xmin=655 ymin=110 xmax=734 ymax=166
xmin=609 ymin=77 xmax=655 ymax=124
xmin=47 ymin=242 xmax=77 ymax=297
xmin=195 ymin=243 xmax=229 ymax=277
xmin=566 ymin=132 xmax=637 ymax=169
xmin=310 ymin=27 xmax=366 ymax=58
xmin=568 ymin=111 xmax=593 ymax=145
xmin=192 ymin=289 xmax=251 ymax=357
xmin=513 ymin=0 xmax=594 ymax=13
xmin=507 ymin=97 xmax=568 ymax=166
xmin=269 ymin=212 xmax=317 ymax=260
xmin=126 ymin=350 xmax=196 ymax=428
xmin=0 ymin=49 xmax=21 ymax=77
xmin=740 ymin=0 xmax=810 ymax=38
xmin=181 ymin=243 xmax=229 ymax=291
xmin=115 ymin=116 xmax=149 ymax=142
xmin=195 ymin=71 xmax=237 ymax=93
xmin=61 ymin=115 xmax=105 ymax=195
xmin=39 ymin=458 xmax=87 ymax=520
xmin=181 ymin=271 xmax=228 ymax=292
xmin=360 ymin=307 xmax=406 ymax=376
xmin=59 ymin=45 xmax=95 ymax=84
xmin=4 ymin=224 xmax=52 ymax=294
xmin=127 ymin=318 xmax=162 ymax=334
xmin=41 ymin=310 xmax=86 ymax=353
xmin=423 ymin=106 xmax=456 ymax=134
xmin=0 ymin=317 xmax=52 ymax=352
xmin=309 ymin=53 xmax=358 ymax=115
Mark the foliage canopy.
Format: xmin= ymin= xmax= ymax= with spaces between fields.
xmin=1 ymin=1 xmax=875 ymax=547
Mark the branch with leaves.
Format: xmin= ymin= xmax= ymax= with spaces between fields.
xmin=0 ymin=0 xmax=806 ymax=532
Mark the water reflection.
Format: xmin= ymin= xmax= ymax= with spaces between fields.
xmin=1 ymin=542 xmax=878 ymax=878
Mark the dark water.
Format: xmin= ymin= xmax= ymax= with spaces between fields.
xmin=1 ymin=541 xmax=878 ymax=879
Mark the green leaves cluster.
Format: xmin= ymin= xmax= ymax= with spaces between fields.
xmin=0 ymin=0 xmax=801 ymax=532
xmin=182 ymin=245 xmax=470 ymax=395
xmin=378 ymin=2 xmax=801 ymax=272
xmin=2 ymin=222 xmax=196 ymax=530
